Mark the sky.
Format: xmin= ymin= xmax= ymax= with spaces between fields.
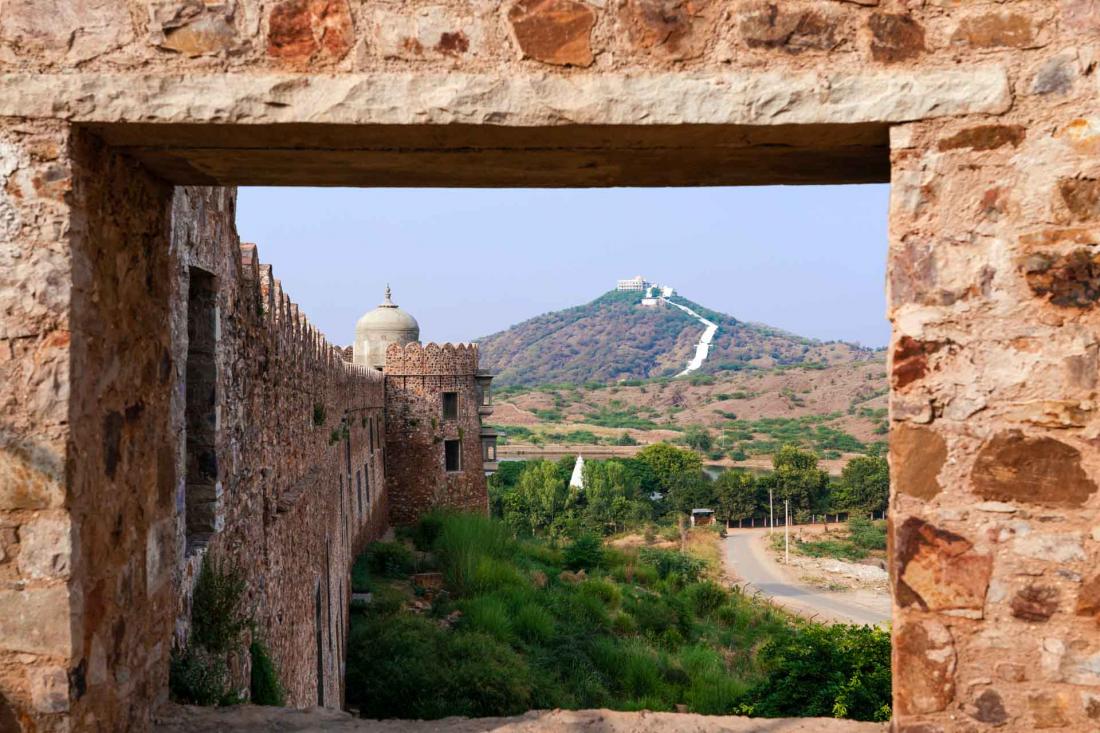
xmin=236 ymin=185 xmax=891 ymax=349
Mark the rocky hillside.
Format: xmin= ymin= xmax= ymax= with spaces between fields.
xmin=478 ymin=289 xmax=878 ymax=388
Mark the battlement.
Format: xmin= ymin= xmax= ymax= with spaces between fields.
xmin=244 ymin=242 xmax=382 ymax=391
xmin=384 ymin=341 xmax=480 ymax=376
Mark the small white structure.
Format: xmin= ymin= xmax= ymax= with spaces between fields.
xmin=691 ymin=508 xmax=716 ymax=527
xmin=569 ymin=455 xmax=585 ymax=489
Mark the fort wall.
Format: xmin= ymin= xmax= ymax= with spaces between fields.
xmin=384 ymin=343 xmax=490 ymax=525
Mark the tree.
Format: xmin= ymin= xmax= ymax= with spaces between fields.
xmin=504 ymin=461 xmax=567 ymax=535
xmin=713 ymin=470 xmax=759 ymax=525
xmin=834 ymin=456 xmax=889 ymax=515
xmin=771 ymin=445 xmax=830 ymax=521
xmin=684 ymin=426 xmax=714 ymax=453
xmin=636 ymin=443 xmax=703 ymax=492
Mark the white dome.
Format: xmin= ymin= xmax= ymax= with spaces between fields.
xmin=353 ymin=286 xmax=420 ymax=370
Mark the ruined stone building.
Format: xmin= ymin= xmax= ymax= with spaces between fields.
xmin=1 ymin=0 xmax=1099 ymax=731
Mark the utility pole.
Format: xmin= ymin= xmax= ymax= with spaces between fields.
xmin=769 ymin=487 xmax=774 ymax=536
xmin=784 ymin=499 xmax=790 ymax=565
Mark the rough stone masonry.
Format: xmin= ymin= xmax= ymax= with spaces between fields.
xmin=0 ymin=0 xmax=1098 ymax=732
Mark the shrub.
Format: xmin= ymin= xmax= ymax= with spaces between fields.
xmin=365 ymin=541 xmax=414 ymax=578
xmin=564 ymin=533 xmax=604 ymax=571
xmin=169 ymin=646 xmax=234 ymax=706
xmin=461 ymin=595 xmax=514 ymax=641
xmin=412 ymin=510 xmax=448 ymax=551
xmin=579 ymin=578 xmax=622 ymax=609
xmin=513 ymin=603 xmax=555 ymax=643
xmin=444 ymin=632 xmax=533 ymax=716
xmin=351 ymin=554 xmax=372 ymax=593
xmin=738 ymin=623 xmax=892 ymax=721
xmin=639 ymin=548 xmax=704 ymax=583
xmin=249 ymin=639 xmax=285 ymax=706
xmin=190 ymin=555 xmax=248 ymax=655
xmin=684 ymin=581 xmax=729 ymax=616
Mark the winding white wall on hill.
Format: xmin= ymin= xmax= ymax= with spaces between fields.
xmin=664 ymin=299 xmax=718 ymax=376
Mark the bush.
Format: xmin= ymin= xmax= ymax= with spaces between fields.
xmin=848 ymin=518 xmax=886 ymax=551
xmin=514 ymin=603 xmax=555 ymax=644
xmin=365 ymin=541 xmax=414 ymax=578
xmin=249 ymin=639 xmax=285 ymax=706
xmin=639 ymin=548 xmax=704 ymax=583
xmin=564 ymin=533 xmax=604 ymax=571
xmin=170 ymin=554 xmax=250 ymax=707
xmin=190 ymin=555 xmax=248 ymax=654
xmin=170 ymin=646 xmax=234 ymax=707
xmin=412 ymin=511 xmax=448 ymax=551
xmin=351 ymin=554 xmax=372 ymax=593
xmin=461 ymin=595 xmax=514 ymax=641
xmin=739 ymin=624 xmax=891 ymax=721
xmin=684 ymin=581 xmax=729 ymax=616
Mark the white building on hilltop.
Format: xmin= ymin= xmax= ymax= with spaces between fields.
xmin=616 ymin=275 xmax=649 ymax=292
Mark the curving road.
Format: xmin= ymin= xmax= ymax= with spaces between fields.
xmin=723 ymin=528 xmax=890 ymax=627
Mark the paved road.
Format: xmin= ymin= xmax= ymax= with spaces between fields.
xmin=723 ymin=528 xmax=890 ymax=627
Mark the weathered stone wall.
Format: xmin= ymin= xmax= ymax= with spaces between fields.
xmin=887 ymin=102 xmax=1100 ymax=730
xmin=384 ymin=343 xmax=489 ymax=525
xmin=166 ymin=190 xmax=388 ymax=715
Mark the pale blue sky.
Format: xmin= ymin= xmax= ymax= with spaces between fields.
xmin=236 ymin=185 xmax=891 ymax=349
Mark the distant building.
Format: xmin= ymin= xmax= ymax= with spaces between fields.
xmin=616 ymin=275 xmax=650 ymax=292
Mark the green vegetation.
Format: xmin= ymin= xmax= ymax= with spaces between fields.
xmin=717 ymin=415 xmax=869 ymax=459
xmin=490 ymin=443 xmax=888 ymax=533
xmin=170 ymin=555 xmax=285 ymax=707
xmin=345 ymin=512 xmax=890 ymax=721
xmin=786 ymin=518 xmax=888 ymax=562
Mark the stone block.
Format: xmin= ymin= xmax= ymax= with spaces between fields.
xmin=29 ymin=666 xmax=69 ymax=714
xmin=0 ymin=442 xmax=65 ymax=511
xmin=736 ymin=2 xmax=844 ymax=54
xmin=937 ymin=124 xmax=1026 ymax=152
xmin=1014 ymin=532 xmax=1085 ymax=563
xmin=868 ymin=12 xmax=924 ymax=63
xmin=1030 ymin=691 xmax=1071 ymax=728
xmin=968 ymin=688 xmax=1008 ymax=726
xmin=370 ymin=6 xmax=481 ymax=60
xmin=508 ymin=0 xmax=596 ymax=66
xmin=952 ymin=13 xmax=1038 ymax=49
xmin=619 ymin=0 xmax=709 ymax=59
xmin=1011 ymin=584 xmax=1060 ymax=622
xmin=267 ymin=0 xmax=354 ymax=64
xmin=972 ymin=432 xmax=1097 ymax=507
xmin=895 ymin=618 xmax=956 ymax=714
xmin=0 ymin=584 xmax=71 ymax=656
xmin=890 ymin=424 xmax=946 ymax=501
xmin=0 ymin=0 xmax=134 ymax=63
xmin=16 ymin=516 xmax=70 ymax=580
xmin=896 ymin=517 xmax=992 ymax=615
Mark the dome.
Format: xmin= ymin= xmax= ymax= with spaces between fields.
xmin=355 ymin=287 xmax=420 ymax=333
xmin=353 ymin=286 xmax=420 ymax=370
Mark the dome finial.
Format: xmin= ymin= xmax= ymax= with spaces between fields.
xmin=382 ymin=284 xmax=395 ymax=308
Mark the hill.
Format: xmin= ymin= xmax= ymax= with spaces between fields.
xmin=477 ymin=289 xmax=878 ymax=388
xmin=488 ymin=360 xmax=889 ymax=474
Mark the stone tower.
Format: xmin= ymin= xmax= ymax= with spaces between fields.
xmin=353 ymin=286 xmax=420 ymax=370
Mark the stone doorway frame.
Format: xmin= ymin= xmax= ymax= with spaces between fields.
xmin=3 ymin=61 xmax=1098 ymax=731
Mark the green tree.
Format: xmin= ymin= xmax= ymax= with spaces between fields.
xmin=834 ymin=456 xmax=889 ymax=515
xmin=665 ymin=470 xmax=715 ymax=515
xmin=770 ymin=445 xmax=830 ymax=521
xmin=684 ymin=426 xmax=714 ymax=453
xmin=636 ymin=443 xmax=703 ymax=492
xmin=713 ymin=470 xmax=759 ymax=525
xmin=504 ymin=461 xmax=568 ymax=535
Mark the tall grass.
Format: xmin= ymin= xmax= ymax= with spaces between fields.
xmin=345 ymin=512 xmax=890 ymax=722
